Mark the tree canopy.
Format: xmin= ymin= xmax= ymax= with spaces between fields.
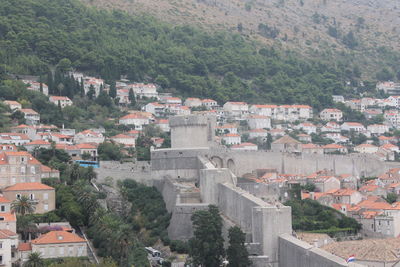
xmin=0 ymin=0 xmax=367 ymax=109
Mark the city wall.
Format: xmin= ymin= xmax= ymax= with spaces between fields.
xmin=279 ymin=234 xmax=364 ymax=267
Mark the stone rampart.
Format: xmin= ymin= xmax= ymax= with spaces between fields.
xmin=167 ymin=203 xmax=209 ymax=240
xmin=279 ymin=234 xmax=365 ymax=267
xmin=217 ymin=183 xmax=292 ymax=266
xmin=207 ymin=148 xmax=399 ymax=177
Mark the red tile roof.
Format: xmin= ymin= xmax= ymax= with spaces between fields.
xmin=31 ymin=230 xmax=86 ymax=244
xmin=18 ymin=242 xmax=32 ymax=251
xmin=3 ymin=182 xmax=54 ymax=191
xmin=0 ymin=229 xmax=17 ymax=239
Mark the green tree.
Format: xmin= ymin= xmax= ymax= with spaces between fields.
xmin=266 ymin=133 xmax=272 ymax=150
xmin=109 ymin=81 xmax=117 ymax=98
xmin=24 ymin=252 xmax=44 ymax=267
xmin=17 ymin=215 xmax=37 ymax=242
xmin=57 ymin=58 xmax=72 ymax=73
xmin=227 ymin=226 xmax=251 ymax=267
xmin=11 ymin=195 xmax=36 ymax=216
xmin=385 ymin=193 xmax=397 ymax=204
xmin=87 ymin=84 xmax=96 ymax=100
xmin=128 ymin=88 xmax=136 ymax=106
xmin=98 ymin=142 xmax=123 ymax=161
xmin=189 ymin=205 xmax=225 ymax=266
xmin=376 ymin=67 xmax=395 ymax=81
xmin=81 ymin=152 xmax=91 ymax=160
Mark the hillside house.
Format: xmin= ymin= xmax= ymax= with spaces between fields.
xmin=111 ymin=134 xmax=136 ymax=147
xmin=22 ymin=80 xmax=49 ymax=96
xmin=3 ymin=100 xmax=21 ymax=111
xmin=20 ymin=109 xmax=40 ymax=125
xmin=248 ymin=129 xmax=268 ymax=139
xmin=74 ymin=130 xmax=104 ymax=144
xmin=271 ymin=135 xmax=301 ymax=153
xmin=49 ymin=96 xmax=73 ymax=108
xmin=354 ymin=144 xmax=379 ymax=154
xmin=313 ymin=176 xmax=341 ymax=193
xmin=127 ymin=83 xmax=158 ymax=99
xmin=249 ymin=104 xmax=277 ymax=117
xmin=0 ymin=229 xmax=18 ymax=267
xmin=155 ymin=119 xmax=170 ymax=132
xmin=3 ymin=182 xmax=55 ymax=213
xmin=222 ymin=133 xmax=241 ymax=145
xmin=223 ymin=102 xmax=249 ymax=117
xmin=201 ymin=99 xmax=218 ymax=109
xmin=294 ymin=122 xmax=317 ymax=134
xmin=321 ymin=121 xmax=341 ymax=133
xmin=320 ymin=108 xmax=343 ymax=122
xmin=301 ymin=144 xmax=323 ymax=154
xmin=247 ymin=115 xmax=271 ymax=130
xmin=367 ymin=124 xmax=389 ymax=136
xmin=27 ymin=230 xmax=87 ymax=260
xmin=341 ymin=122 xmax=366 ymax=132
xmin=184 ymin=98 xmax=202 ymax=107
xmin=322 ymin=144 xmax=348 ymax=154
xmin=24 ymin=140 xmax=52 ymax=152
xmin=0 ymin=133 xmax=30 ymax=146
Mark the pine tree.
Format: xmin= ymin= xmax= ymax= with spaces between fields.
xmin=47 ymin=71 xmax=54 ymax=95
xmin=266 ymin=133 xmax=272 ymax=150
xmin=109 ymin=81 xmax=117 ymax=98
xmin=227 ymin=226 xmax=251 ymax=267
xmin=87 ymin=84 xmax=96 ymax=100
xmin=128 ymin=88 xmax=136 ymax=107
xmin=80 ymin=79 xmax=85 ymax=97
xmin=189 ymin=205 xmax=225 ymax=266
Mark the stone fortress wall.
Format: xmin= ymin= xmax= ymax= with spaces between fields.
xmin=147 ymin=114 xmax=376 ymax=266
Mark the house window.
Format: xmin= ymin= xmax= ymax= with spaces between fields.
xmin=16 ymin=194 xmax=21 ymax=199
xmin=30 ymin=194 xmax=34 ymax=200
xmin=59 ymin=247 xmax=64 ymax=255
xmin=0 ymin=206 xmax=5 ymax=212
xmin=68 ymin=246 xmax=73 ymax=256
xmin=0 ymin=255 xmax=3 ymax=264
xmin=31 ymin=166 xmax=35 ymax=174
xmin=50 ymin=247 xmax=55 ymax=255
xmin=11 ymin=178 xmax=16 ymax=184
xmin=43 ymin=193 xmax=48 ymax=200
xmin=40 ymin=248 xmax=45 ymax=256
xmin=78 ymin=246 xmax=84 ymax=256
xmin=0 ymin=242 xmax=2 ymax=248
xmin=44 ymin=204 xmax=48 ymax=211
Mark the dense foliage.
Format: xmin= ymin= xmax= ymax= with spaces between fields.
xmin=120 ymin=179 xmax=171 ymax=246
xmin=0 ymin=0 xmax=367 ymax=109
xmin=189 ymin=205 xmax=225 ymax=266
xmin=226 ymin=226 xmax=251 ymax=267
xmin=285 ymin=199 xmax=361 ymax=236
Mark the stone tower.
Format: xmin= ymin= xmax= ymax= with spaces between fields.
xmin=169 ymin=114 xmax=216 ymax=148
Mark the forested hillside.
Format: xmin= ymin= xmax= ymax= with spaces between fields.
xmin=0 ymin=0 xmax=371 ymax=108
xmin=83 ymin=0 xmax=400 ymax=79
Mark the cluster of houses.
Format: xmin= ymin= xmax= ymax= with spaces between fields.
xmin=244 ymin=166 xmax=400 ymax=238
xmin=0 ymin=144 xmax=88 ymax=266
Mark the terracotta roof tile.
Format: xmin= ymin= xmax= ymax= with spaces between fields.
xmin=3 ymin=182 xmax=54 ymax=191
xmin=31 ymin=230 xmax=86 ymax=244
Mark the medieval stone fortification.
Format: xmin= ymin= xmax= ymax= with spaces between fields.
xmin=147 ymin=114 xmax=371 ymax=266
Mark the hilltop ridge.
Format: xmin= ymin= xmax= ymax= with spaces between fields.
xmin=83 ymin=0 xmax=400 ymax=77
